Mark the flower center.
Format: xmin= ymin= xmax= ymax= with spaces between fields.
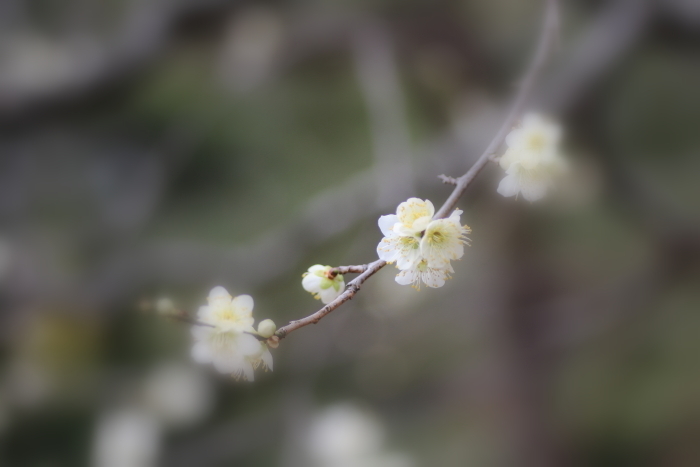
xmin=400 ymin=236 xmax=420 ymax=249
xmin=526 ymin=132 xmax=546 ymax=151
xmin=429 ymin=230 xmax=444 ymax=245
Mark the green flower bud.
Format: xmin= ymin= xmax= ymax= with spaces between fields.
xmin=257 ymin=319 xmax=277 ymax=338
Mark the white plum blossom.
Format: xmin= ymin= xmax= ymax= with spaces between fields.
xmin=92 ymin=408 xmax=161 ymax=467
xmin=420 ymin=209 xmax=470 ymax=269
xmin=302 ymin=265 xmax=345 ymax=304
xmin=386 ymin=197 xmax=435 ymax=236
xmin=191 ymin=286 xmax=272 ymax=381
xmin=377 ymin=198 xmax=435 ymax=270
xmin=377 ymin=198 xmax=470 ymax=289
xmin=395 ymin=258 xmax=453 ymax=290
xmin=497 ymin=113 xmax=566 ymax=202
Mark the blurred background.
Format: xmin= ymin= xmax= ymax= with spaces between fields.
xmin=0 ymin=0 xmax=699 ymax=466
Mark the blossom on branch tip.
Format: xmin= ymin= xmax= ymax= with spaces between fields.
xmin=302 ymin=265 xmax=345 ymax=304
xmin=191 ymin=286 xmax=272 ymax=381
xmin=377 ymin=198 xmax=470 ymax=289
xmin=497 ymin=113 xmax=566 ymax=202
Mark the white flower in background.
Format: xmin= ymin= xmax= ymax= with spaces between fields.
xmin=92 ymin=409 xmax=161 ymax=467
xmin=302 ymin=265 xmax=345 ymax=304
xmin=142 ymin=363 xmax=213 ymax=428
xmin=307 ymin=403 xmax=414 ymax=467
xmin=497 ymin=113 xmax=566 ymax=202
xmin=395 ymin=259 xmax=452 ymax=290
xmin=377 ymin=198 xmax=470 ymax=288
xmin=191 ymin=286 xmax=272 ymax=381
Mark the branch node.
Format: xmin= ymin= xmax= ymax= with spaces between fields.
xmin=438 ymin=174 xmax=459 ymax=185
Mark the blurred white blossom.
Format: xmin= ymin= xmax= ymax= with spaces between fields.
xmin=307 ymin=403 xmax=414 ymax=467
xmin=142 ymin=363 xmax=213 ymax=428
xmin=497 ymin=113 xmax=566 ymax=202
xmin=377 ymin=198 xmax=469 ymax=288
xmin=0 ymin=34 xmax=101 ymax=98
xmin=302 ymin=265 xmax=345 ymax=304
xmin=92 ymin=409 xmax=161 ymax=467
xmin=191 ymin=287 xmax=272 ymax=381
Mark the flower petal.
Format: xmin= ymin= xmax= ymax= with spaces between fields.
xmin=208 ymin=286 xmax=233 ymax=312
xmin=238 ymin=333 xmax=263 ymax=357
xmin=497 ymin=174 xmax=520 ymax=198
xmin=397 ymin=198 xmax=434 ymax=229
xmin=395 ymin=269 xmax=417 ymax=286
xmin=423 ymin=269 xmax=447 ymax=288
xmin=241 ymin=361 xmax=255 ymax=382
xmin=319 ymin=284 xmax=343 ymax=304
xmin=261 ymin=348 xmax=273 ymax=371
xmin=232 ymin=294 xmax=254 ymax=318
xmin=521 ymin=180 xmax=548 ymax=202
xmin=302 ymin=274 xmax=323 ymax=293
xmin=377 ymin=215 xmax=399 ymax=237
xmin=191 ymin=343 xmax=212 ymax=364
xmin=308 ymin=264 xmax=327 ymax=274
xmin=213 ymin=354 xmax=243 ymax=374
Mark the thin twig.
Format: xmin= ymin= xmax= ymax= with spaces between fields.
xmin=275 ymin=0 xmax=559 ymax=340
xmin=433 ymin=0 xmax=559 ymax=220
xmin=170 ymin=313 xmax=216 ymax=328
xmin=276 ymin=259 xmax=386 ymax=338
xmin=331 ymin=265 xmax=370 ymax=275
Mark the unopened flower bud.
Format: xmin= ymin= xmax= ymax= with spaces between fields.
xmin=302 ymin=265 xmax=345 ymax=304
xmin=257 ymin=319 xmax=277 ymax=338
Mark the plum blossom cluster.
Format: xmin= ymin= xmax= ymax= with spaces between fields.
xmin=191 ymin=286 xmax=276 ymax=381
xmin=497 ymin=113 xmax=566 ymax=202
xmin=377 ymin=198 xmax=471 ymax=289
xmin=176 ymin=113 xmax=568 ymax=380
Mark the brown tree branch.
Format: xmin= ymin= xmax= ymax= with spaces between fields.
xmin=275 ymin=0 xmax=560 ymax=340
xmin=331 ymin=265 xmax=370 ymax=275
xmin=276 ymin=259 xmax=386 ymax=338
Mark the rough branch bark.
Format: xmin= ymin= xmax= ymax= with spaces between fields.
xmin=275 ymin=0 xmax=560 ymax=340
